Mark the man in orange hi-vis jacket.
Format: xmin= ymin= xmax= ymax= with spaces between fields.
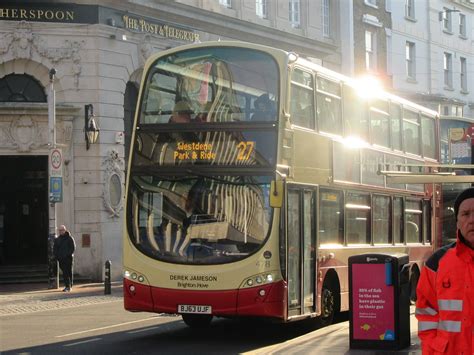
xmin=416 ymin=187 xmax=474 ymax=354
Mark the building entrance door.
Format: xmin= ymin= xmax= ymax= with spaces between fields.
xmin=0 ymin=156 xmax=48 ymax=265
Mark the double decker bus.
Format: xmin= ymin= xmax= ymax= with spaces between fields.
xmin=123 ymin=41 xmax=440 ymax=328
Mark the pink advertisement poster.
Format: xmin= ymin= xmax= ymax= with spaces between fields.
xmin=352 ymin=263 xmax=395 ymax=341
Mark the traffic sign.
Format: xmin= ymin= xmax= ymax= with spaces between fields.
xmin=50 ymin=176 xmax=63 ymax=203
xmin=50 ymin=148 xmax=62 ymax=177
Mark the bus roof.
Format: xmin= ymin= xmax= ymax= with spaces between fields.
xmin=295 ymin=56 xmax=439 ymax=118
xmin=144 ymin=40 xmax=438 ymax=118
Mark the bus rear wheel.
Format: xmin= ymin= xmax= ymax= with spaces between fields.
xmin=181 ymin=314 xmax=213 ymax=328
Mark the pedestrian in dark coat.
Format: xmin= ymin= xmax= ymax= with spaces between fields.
xmin=53 ymin=225 xmax=76 ymax=292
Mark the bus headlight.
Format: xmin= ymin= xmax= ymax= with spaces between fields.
xmin=241 ymin=272 xmax=278 ymax=288
xmin=124 ymin=269 xmax=148 ymax=284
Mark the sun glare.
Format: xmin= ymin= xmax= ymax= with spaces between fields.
xmin=341 ymin=135 xmax=368 ymax=149
xmin=355 ymin=75 xmax=382 ymax=99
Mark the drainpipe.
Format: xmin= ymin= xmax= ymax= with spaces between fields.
xmin=48 ymin=68 xmax=58 ymax=289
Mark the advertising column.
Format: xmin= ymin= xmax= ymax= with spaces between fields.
xmin=352 ymin=262 xmax=395 ymax=341
xmin=349 ymin=253 xmax=410 ymax=350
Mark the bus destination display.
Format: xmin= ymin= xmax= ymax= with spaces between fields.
xmin=173 ymin=141 xmax=255 ymax=162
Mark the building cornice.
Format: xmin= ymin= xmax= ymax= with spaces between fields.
xmin=97 ymin=0 xmax=338 ymax=58
xmin=0 ymin=102 xmax=79 ymax=118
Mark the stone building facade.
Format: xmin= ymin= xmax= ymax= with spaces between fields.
xmin=0 ymin=0 xmax=341 ymax=281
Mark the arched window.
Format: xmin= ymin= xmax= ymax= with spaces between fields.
xmin=124 ymin=81 xmax=139 ymax=163
xmin=0 ymin=74 xmax=46 ymax=102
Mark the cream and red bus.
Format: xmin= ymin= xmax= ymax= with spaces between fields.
xmin=123 ymin=41 xmax=440 ymax=328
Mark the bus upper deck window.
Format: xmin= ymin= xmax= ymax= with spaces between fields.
xmin=316 ymin=76 xmax=341 ymax=135
xmin=141 ymin=47 xmax=279 ymax=125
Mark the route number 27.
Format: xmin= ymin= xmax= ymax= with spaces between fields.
xmin=237 ymin=141 xmax=254 ymax=161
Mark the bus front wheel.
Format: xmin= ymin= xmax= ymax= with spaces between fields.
xmin=182 ymin=314 xmax=213 ymax=328
xmin=318 ymin=277 xmax=339 ymax=326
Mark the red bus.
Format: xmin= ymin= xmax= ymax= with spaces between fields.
xmin=123 ymin=41 xmax=439 ymax=327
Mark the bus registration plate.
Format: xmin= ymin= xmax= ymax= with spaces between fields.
xmin=178 ymin=304 xmax=212 ymax=314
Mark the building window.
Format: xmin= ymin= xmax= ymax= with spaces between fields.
xmin=256 ymin=0 xmax=268 ymax=18
xmin=322 ymin=0 xmax=330 ymax=37
xmin=459 ymin=13 xmax=466 ymax=37
xmin=406 ymin=41 xmax=416 ymax=79
xmin=442 ymin=8 xmax=452 ymax=32
xmin=440 ymin=104 xmax=463 ymax=117
xmin=365 ymin=0 xmax=377 ymax=7
xmin=460 ymin=57 xmax=468 ymax=92
xmin=365 ymin=30 xmax=376 ymax=71
xmin=219 ymin=0 xmax=232 ymax=8
xmin=405 ymin=0 xmax=415 ymax=19
xmin=289 ymin=0 xmax=300 ymax=28
xmin=0 ymin=74 xmax=46 ymax=102
xmin=444 ymin=52 xmax=453 ymax=88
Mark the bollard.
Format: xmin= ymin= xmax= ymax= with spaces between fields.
xmin=104 ymin=260 xmax=111 ymax=295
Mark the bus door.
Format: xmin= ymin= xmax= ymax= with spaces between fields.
xmin=286 ymin=185 xmax=317 ymax=317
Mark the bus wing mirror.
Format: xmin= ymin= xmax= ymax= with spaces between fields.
xmin=270 ymin=181 xmax=283 ymax=208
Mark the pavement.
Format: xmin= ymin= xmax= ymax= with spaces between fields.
xmin=0 ymin=282 xmax=421 ymax=354
xmin=0 ymin=281 xmax=123 ymax=317
xmin=250 ymin=306 xmax=421 ymax=355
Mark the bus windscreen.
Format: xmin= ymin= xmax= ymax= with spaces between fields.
xmin=127 ymin=175 xmax=272 ymax=265
xmin=139 ymin=47 xmax=279 ymax=124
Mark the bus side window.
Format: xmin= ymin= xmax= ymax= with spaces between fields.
xmin=345 ymin=192 xmax=370 ymax=245
xmin=373 ymin=195 xmax=391 ymax=244
xmin=290 ymin=69 xmax=314 ymax=129
xmin=319 ymin=189 xmax=343 ymax=244
xmin=422 ymin=115 xmax=436 ymax=159
xmin=403 ymin=110 xmax=421 ymax=155
xmin=316 ymin=76 xmax=341 ymax=135
xmin=347 ymin=233 xmax=360 ymax=244
xmin=369 ymin=99 xmax=389 ymax=146
xmin=404 ymin=129 xmax=417 ymax=154
xmin=390 ymin=103 xmax=402 ymax=151
xmin=290 ymin=95 xmax=313 ymax=128
xmin=393 ymin=197 xmax=404 ymax=244
xmin=406 ymin=199 xmax=422 ymax=243
xmin=343 ymin=84 xmax=367 ymax=140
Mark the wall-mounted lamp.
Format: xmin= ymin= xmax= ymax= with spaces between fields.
xmin=85 ymin=104 xmax=100 ymax=150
